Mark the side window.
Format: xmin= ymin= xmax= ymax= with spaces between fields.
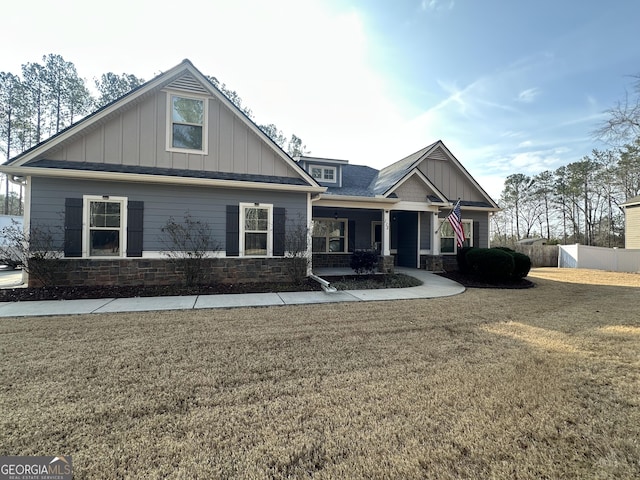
xmin=84 ymin=196 xmax=127 ymax=258
xmin=240 ymin=203 xmax=273 ymax=256
xmin=440 ymin=219 xmax=472 ymax=254
xmin=167 ymin=94 xmax=207 ymax=153
xmin=312 ymin=219 xmax=347 ymax=253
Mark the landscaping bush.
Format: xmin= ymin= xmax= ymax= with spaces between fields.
xmin=161 ymin=213 xmax=221 ymax=286
xmin=511 ymin=251 xmax=532 ymax=278
xmin=456 ymin=246 xmax=476 ymax=273
xmin=350 ymin=250 xmax=378 ymax=275
xmin=466 ymin=247 xmax=515 ymax=281
xmin=284 ymin=214 xmax=311 ymax=284
xmin=494 ymin=247 xmax=531 ymax=279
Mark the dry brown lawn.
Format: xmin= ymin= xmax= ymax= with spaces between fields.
xmin=1 ymin=268 xmax=639 ymax=479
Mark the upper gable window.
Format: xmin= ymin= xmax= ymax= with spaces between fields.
xmin=167 ymin=94 xmax=208 ymax=154
xmin=310 ymin=165 xmax=337 ymax=183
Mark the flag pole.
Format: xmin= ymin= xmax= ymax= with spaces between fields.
xmin=434 ymin=198 xmax=461 ymax=234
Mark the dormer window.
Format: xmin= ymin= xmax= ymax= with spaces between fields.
xmin=167 ymin=93 xmax=208 ymax=154
xmin=310 ymin=165 xmax=337 ymax=183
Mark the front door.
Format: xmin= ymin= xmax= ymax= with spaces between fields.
xmin=396 ymin=211 xmax=418 ymax=268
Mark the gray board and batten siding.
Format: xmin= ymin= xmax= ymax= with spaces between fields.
xmin=40 ymin=82 xmax=300 ymax=180
xmin=416 ymin=146 xmax=487 ymax=203
xmin=30 ymin=177 xmax=308 ymax=254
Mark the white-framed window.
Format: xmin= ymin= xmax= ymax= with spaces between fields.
xmin=240 ymin=203 xmax=273 ymax=256
xmin=310 ymin=165 xmax=337 ymax=183
xmin=439 ymin=219 xmax=472 ymax=254
xmin=167 ymin=93 xmax=208 ymax=154
xmin=312 ymin=218 xmax=348 ymax=253
xmin=84 ymin=196 xmax=128 ymax=258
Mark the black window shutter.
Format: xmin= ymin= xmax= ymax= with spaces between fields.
xmin=348 ymin=220 xmax=356 ymax=252
xmin=64 ymin=198 xmax=83 ymax=257
xmin=273 ymin=207 xmax=286 ymax=256
xmin=226 ymin=205 xmax=240 ymax=256
xmin=473 ymin=220 xmax=480 ymax=247
xmin=127 ymin=201 xmax=144 ymax=257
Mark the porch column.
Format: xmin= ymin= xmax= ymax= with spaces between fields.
xmin=432 ymin=211 xmax=441 ymax=255
xmin=383 ymin=209 xmax=391 ymax=256
xmin=307 ymin=193 xmax=313 ymax=275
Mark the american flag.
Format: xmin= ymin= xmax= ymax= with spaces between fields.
xmin=447 ymin=200 xmax=465 ymax=247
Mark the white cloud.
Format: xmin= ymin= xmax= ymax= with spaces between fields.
xmin=517 ymin=87 xmax=541 ymax=103
xmin=421 ymin=0 xmax=455 ymax=11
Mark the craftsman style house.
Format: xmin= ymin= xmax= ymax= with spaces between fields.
xmin=0 ymin=59 xmax=498 ymax=287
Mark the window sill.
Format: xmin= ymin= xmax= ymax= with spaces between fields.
xmin=166 ymin=147 xmax=208 ymax=155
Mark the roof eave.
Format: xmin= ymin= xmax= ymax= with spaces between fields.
xmin=316 ymin=193 xmax=399 ymax=204
xmin=462 ymin=205 xmax=502 ymax=212
xmin=0 ymin=165 xmax=326 ymax=193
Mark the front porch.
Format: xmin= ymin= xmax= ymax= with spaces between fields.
xmin=311 ymin=205 xmax=450 ymax=272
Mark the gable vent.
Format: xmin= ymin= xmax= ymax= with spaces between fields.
xmin=166 ymin=73 xmax=209 ymax=95
xmin=429 ymin=146 xmax=448 ymax=161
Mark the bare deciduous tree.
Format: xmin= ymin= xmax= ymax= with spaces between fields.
xmin=160 ymin=213 xmax=221 ymax=286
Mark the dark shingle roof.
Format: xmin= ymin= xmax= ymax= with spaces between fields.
xmin=324 ymin=164 xmax=379 ymax=197
xmin=370 ymin=143 xmax=437 ymax=195
xmin=457 ymin=199 xmax=496 ymax=209
xmin=623 ymin=195 xmax=640 ymax=206
xmin=24 ymin=160 xmax=309 ymax=186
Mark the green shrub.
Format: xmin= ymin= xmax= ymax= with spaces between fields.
xmin=456 ymin=246 xmax=476 ymax=273
xmin=494 ymin=247 xmax=531 ymax=279
xmin=511 ymin=251 xmax=532 ymax=278
xmin=466 ymin=248 xmax=514 ymax=281
xmin=350 ymin=250 xmax=378 ymax=275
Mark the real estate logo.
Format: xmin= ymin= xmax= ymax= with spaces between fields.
xmin=0 ymin=456 xmax=72 ymax=480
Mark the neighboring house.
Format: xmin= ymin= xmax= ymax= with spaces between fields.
xmin=517 ymin=238 xmax=548 ymax=246
xmin=621 ymin=195 xmax=640 ymax=248
xmin=0 ymin=59 xmax=499 ymax=287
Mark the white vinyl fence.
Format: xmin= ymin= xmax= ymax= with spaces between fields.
xmin=558 ymin=244 xmax=640 ymax=273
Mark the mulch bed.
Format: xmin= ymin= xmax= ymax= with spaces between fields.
xmin=0 ymin=271 xmax=534 ymax=303
xmin=0 ymin=279 xmax=322 ymax=303
xmin=436 ymin=270 xmax=535 ymax=289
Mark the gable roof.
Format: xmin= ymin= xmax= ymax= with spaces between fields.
xmin=370 ymin=142 xmax=438 ymax=195
xmin=622 ymin=195 xmax=640 ymax=207
xmin=321 ymin=140 xmax=499 ymax=209
xmin=2 ymin=59 xmax=321 ymax=191
xmin=372 ymin=141 xmax=499 ymax=208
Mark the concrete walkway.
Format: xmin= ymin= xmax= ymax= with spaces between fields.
xmin=0 ymin=268 xmax=464 ymax=318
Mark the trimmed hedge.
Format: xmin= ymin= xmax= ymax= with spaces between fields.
xmin=466 ymin=248 xmax=515 ymax=281
xmin=457 ymin=246 xmax=532 ymax=281
xmin=494 ymin=247 xmax=532 ymax=279
xmin=350 ymin=250 xmax=379 ymax=274
xmin=456 ymin=246 xmax=475 ymax=273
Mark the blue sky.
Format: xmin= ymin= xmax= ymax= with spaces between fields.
xmin=3 ymin=0 xmax=640 ymax=198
